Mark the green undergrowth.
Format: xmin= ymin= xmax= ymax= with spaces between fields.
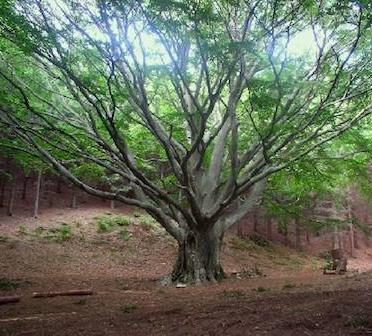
xmin=120 ymin=303 xmax=138 ymax=313
xmin=344 ymin=314 xmax=372 ymax=329
xmin=95 ymin=214 xmax=132 ymax=233
xmin=16 ymin=223 xmax=73 ymax=242
xmin=0 ymin=234 xmax=9 ymax=243
xmin=0 ymin=278 xmax=29 ymax=291
xmin=229 ymin=234 xmax=321 ymax=271
xmin=93 ymin=212 xmax=164 ymax=236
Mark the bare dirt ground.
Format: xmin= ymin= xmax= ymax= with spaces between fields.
xmin=1 ymin=207 xmax=372 ymax=336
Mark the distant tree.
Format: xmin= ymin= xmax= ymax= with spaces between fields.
xmin=0 ymin=0 xmax=371 ymax=283
xmin=264 ymin=122 xmax=372 ymax=247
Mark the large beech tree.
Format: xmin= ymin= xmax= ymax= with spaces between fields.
xmin=0 ymin=0 xmax=371 ymax=283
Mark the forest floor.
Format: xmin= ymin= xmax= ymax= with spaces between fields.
xmin=1 ymin=206 xmax=372 ymax=336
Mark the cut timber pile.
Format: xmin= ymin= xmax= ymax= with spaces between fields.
xmin=32 ymin=289 xmax=93 ymax=298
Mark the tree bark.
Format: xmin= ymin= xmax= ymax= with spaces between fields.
xmin=21 ymin=176 xmax=29 ymax=200
xmin=252 ymin=208 xmax=258 ymax=233
xmin=333 ymin=225 xmax=341 ymax=250
xmin=33 ymin=170 xmax=42 ymax=218
xmin=0 ymin=178 xmax=5 ymax=207
xmin=171 ymin=229 xmax=225 ymax=284
xmin=305 ymin=229 xmax=310 ymax=244
xmin=7 ymin=181 xmax=16 ymax=216
xmin=71 ymin=192 xmax=77 ymax=209
xmin=0 ymin=296 xmax=20 ymax=305
xmin=32 ymin=289 xmax=93 ymax=298
xmin=56 ymin=179 xmax=62 ymax=193
xmin=110 ymin=199 xmax=115 ymax=210
xmin=348 ymin=223 xmax=355 ymax=257
xmin=295 ymin=217 xmax=302 ymax=250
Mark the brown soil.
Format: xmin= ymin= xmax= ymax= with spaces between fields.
xmin=1 ymin=207 xmax=372 ymax=336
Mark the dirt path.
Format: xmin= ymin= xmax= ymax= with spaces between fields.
xmin=1 ymin=208 xmax=372 ymax=335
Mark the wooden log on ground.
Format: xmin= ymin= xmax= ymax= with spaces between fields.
xmin=323 ymin=268 xmax=346 ymax=275
xmin=323 ymin=269 xmax=337 ymax=275
xmin=0 ymin=296 xmax=21 ymax=305
xmin=32 ymin=289 xmax=93 ymax=298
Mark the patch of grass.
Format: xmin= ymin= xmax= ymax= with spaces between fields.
xmin=95 ymin=214 xmax=132 ymax=233
xmin=274 ymin=257 xmax=305 ymax=269
xmin=249 ymin=233 xmax=271 ymax=248
xmin=282 ymin=282 xmax=296 ymax=290
xmin=0 ymin=278 xmax=21 ymax=291
xmin=73 ymin=299 xmax=87 ymax=305
xmin=253 ymin=286 xmax=268 ymax=293
xmin=18 ymin=225 xmax=28 ymax=235
xmin=318 ymin=251 xmax=333 ymax=270
xmin=0 ymin=235 xmax=9 ymax=243
xmin=132 ymin=211 xmax=143 ymax=218
xmin=222 ymin=290 xmax=247 ymax=299
xmin=344 ymin=315 xmax=372 ymax=329
xmin=239 ymin=265 xmax=264 ymax=278
xmin=34 ymin=226 xmax=46 ymax=236
xmin=46 ymin=223 xmax=72 ymax=242
xmin=97 ymin=219 xmax=111 ymax=233
xmin=230 ymin=236 xmax=256 ymax=251
xmin=72 ymin=220 xmax=82 ymax=228
xmin=114 ymin=215 xmax=132 ymax=227
xmin=120 ymin=303 xmax=138 ymax=314
xmin=119 ymin=228 xmax=132 ymax=241
xmin=137 ymin=214 xmax=158 ymax=230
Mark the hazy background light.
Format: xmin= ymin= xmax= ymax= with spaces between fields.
xmin=287 ymin=29 xmax=318 ymax=58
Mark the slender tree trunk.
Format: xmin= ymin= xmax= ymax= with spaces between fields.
xmin=110 ymin=199 xmax=115 ymax=209
xmin=0 ymin=178 xmax=5 ymax=207
xmin=333 ymin=226 xmax=341 ymax=250
xmin=7 ymin=180 xmax=16 ymax=216
xmin=56 ymin=179 xmax=62 ymax=193
xmin=349 ymin=223 xmax=355 ymax=257
xmin=347 ymin=188 xmax=355 ymax=257
xmin=22 ymin=176 xmax=29 ymax=200
xmin=171 ymin=229 xmax=225 ymax=284
xmin=71 ymin=192 xmax=77 ymax=209
xmin=33 ymin=170 xmax=42 ymax=218
xmin=295 ymin=217 xmax=302 ymax=250
xmin=354 ymin=229 xmax=358 ymax=249
xmin=305 ymin=229 xmax=310 ymax=244
xmin=266 ymin=216 xmax=272 ymax=240
xmin=364 ymin=204 xmax=369 ymax=224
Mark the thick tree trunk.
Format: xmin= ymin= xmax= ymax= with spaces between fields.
xmin=171 ymin=230 xmax=225 ymax=284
